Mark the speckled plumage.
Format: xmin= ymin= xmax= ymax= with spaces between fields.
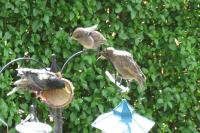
xmin=8 ymin=68 xmax=65 ymax=95
xmin=101 ymin=47 xmax=146 ymax=88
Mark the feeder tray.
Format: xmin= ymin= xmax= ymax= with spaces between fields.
xmin=40 ymin=78 xmax=74 ymax=108
xmin=16 ymin=121 xmax=52 ymax=133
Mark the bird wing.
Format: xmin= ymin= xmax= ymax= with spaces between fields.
xmin=90 ymin=31 xmax=106 ymax=44
xmin=118 ymin=55 xmax=146 ymax=89
xmin=84 ymin=25 xmax=98 ymax=32
xmin=125 ymin=56 xmax=146 ymax=80
xmin=27 ymin=72 xmax=65 ymax=91
xmin=78 ymin=35 xmax=94 ymax=48
xmin=44 ymin=77 xmax=65 ymax=89
xmin=16 ymin=68 xmax=56 ymax=77
xmin=115 ymin=54 xmax=146 ymax=81
xmin=16 ymin=68 xmax=65 ymax=91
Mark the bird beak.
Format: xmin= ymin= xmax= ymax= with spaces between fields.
xmin=97 ymin=55 xmax=106 ymax=60
xmin=56 ymin=72 xmax=62 ymax=78
xmin=71 ymin=36 xmax=76 ymax=40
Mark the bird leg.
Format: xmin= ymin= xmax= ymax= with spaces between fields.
xmin=114 ymin=72 xmax=116 ymax=85
xmin=119 ymin=77 xmax=123 ymax=86
xmin=126 ymin=80 xmax=131 ymax=88
xmin=82 ymin=48 xmax=88 ymax=52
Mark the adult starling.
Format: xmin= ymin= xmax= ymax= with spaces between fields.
xmin=72 ymin=25 xmax=107 ymax=49
xmin=100 ymin=47 xmax=146 ymax=89
xmin=7 ymin=68 xmax=65 ymax=96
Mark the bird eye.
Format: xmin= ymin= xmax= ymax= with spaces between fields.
xmin=73 ymin=32 xmax=82 ymax=38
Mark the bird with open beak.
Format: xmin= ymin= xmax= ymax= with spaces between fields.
xmin=71 ymin=25 xmax=107 ymax=49
xmin=99 ymin=47 xmax=146 ymax=89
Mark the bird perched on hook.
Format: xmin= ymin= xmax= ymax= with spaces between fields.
xmin=72 ymin=25 xmax=107 ymax=49
xmin=99 ymin=47 xmax=146 ymax=89
xmin=7 ymin=68 xmax=65 ymax=96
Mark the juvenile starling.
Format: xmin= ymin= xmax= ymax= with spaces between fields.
xmin=72 ymin=25 xmax=107 ymax=49
xmin=100 ymin=47 xmax=146 ymax=89
xmin=7 ymin=68 xmax=65 ymax=96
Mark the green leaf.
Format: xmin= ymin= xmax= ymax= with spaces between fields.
xmin=131 ymin=10 xmax=136 ymax=19
xmin=70 ymin=113 xmax=77 ymax=121
xmin=69 ymin=12 xmax=75 ymax=20
xmin=168 ymin=102 xmax=173 ymax=109
xmin=96 ymin=75 xmax=104 ymax=80
xmin=157 ymin=98 xmax=164 ymax=104
xmin=196 ymin=112 xmax=200 ymax=121
xmin=115 ymin=4 xmax=123 ymax=13
xmin=98 ymin=104 xmax=104 ymax=113
xmin=168 ymin=43 xmax=177 ymax=51
xmin=114 ymin=24 xmax=120 ymax=30
xmin=127 ymin=5 xmax=132 ymax=11
xmin=119 ymin=31 xmax=128 ymax=40
xmin=43 ymin=15 xmax=49 ymax=24
xmin=0 ymin=30 xmax=2 ymax=38
xmin=3 ymin=32 xmax=12 ymax=40
xmin=32 ymin=20 xmax=41 ymax=32
xmin=74 ymin=103 xmax=80 ymax=111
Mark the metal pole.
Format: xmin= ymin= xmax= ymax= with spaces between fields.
xmin=51 ymin=107 xmax=63 ymax=133
xmin=50 ymin=54 xmax=63 ymax=133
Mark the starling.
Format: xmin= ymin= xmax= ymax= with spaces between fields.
xmin=7 ymin=68 xmax=65 ymax=96
xmin=72 ymin=25 xmax=107 ymax=49
xmin=100 ymin=47 xmax=146 ymax=89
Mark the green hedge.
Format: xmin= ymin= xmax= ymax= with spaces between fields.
xmin=0 ymin=0 xmax=199 ymax=132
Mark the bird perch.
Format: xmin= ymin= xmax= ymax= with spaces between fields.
xmin=105 ymin=71 xmax=130 ymax=93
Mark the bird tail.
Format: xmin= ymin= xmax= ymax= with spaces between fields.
xmin=14 ymin=79 xmax=28 ymax=86
xmin=137 ymin=79 xmax=145 ymax=89
xmin=7 ymin=78 xmax=30 ymax=96
xmin=85 ymin=24 xmax=98 ymax=32
xmin=7 ymin=87 xmax=19 ymax=96
xmin=136 ymin=75 xmax=146 ymax=89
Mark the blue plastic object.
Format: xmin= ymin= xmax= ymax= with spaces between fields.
xmin=92 ymin=99 xmax=155 ymax=133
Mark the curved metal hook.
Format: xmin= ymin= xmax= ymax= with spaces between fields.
xmin=61 ymin=50 xmax=86 ymax=74
xmin=0 ymin=57 xmax=48 ymax=74
xmin=61 ymin=49 xmax=99 ymax=74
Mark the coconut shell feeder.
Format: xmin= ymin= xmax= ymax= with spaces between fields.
xmin=39 ymin=78 xmax=74 ymax=108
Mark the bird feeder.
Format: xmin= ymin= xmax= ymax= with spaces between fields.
xmin=16 ymin=122 xmax=52 ymax=133
xmin=39 ymin=78 xmax=74 ymax=108
xmin=92 ymin=99 xmax=155 ymax=133
xmin=15 ymin=105 xmax=52 ymax=133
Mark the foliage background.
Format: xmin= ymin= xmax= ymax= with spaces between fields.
xmin=0 ymin=0 xmax=199 ymax=132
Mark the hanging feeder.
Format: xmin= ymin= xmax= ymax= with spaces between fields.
xmin=16 ymin=122 xmax=52 ymax=133
xmin=92 ymin=99 xmax=155 ymax=133
xmin=15 ymin=105 xmax=52 ymax=133
xmin=39 ymin=78 xmax=74 ymax=108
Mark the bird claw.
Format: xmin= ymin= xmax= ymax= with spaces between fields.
xmin=105 ymin=71 xmax=130 ymax=93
